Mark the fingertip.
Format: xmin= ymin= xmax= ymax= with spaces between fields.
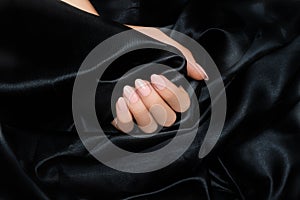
xmin=195 ymin=63 xmax=209 ymax=80
xmin=151 ymin=74 xmax=166 ymax=90
xmin=123 ymin=85 xmax=139 ymax=103
xmin=187 ymin=61 xmax=209 ymax=80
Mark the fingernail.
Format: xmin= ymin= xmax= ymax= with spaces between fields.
xmin=151 ymin=74 xmax=166 ymax=90
xmin=188 ymin=61 xmax=209 ymax=80
xmin=123 ymin=85 xmax=139 ymax=103
xmin=195 ymin=63 xmax=209 ymax=80
xmin=135 ymin=79 xmax=151 ymax=96
xmin=117 ymin=97 xmax=128 ymax=112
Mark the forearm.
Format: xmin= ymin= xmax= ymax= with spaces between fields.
xmin=60 ymin=0 xmax=98 ymax=15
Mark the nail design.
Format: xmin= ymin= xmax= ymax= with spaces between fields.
xmin=151 ymin=74 xmax=166 ymax=90
xmin=117 ymin=97 xmax=128 ymax=112
xmin=123 ymin=85 xmax=139 ymax=103
xmin=135 ymin=79 xmax=151 ymax=96
xmin=188 ymin=61 xmax=209 ymax=80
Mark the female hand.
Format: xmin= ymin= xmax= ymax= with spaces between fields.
xmin=111 ymin=74 xmax=191 ymax=133
xmin=108 ymin=27 xmax=208 ymax=132
xmin=61 ymin=0 xmax=208 ymax=133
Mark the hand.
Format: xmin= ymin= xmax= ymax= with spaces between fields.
xmin=127 ymin=26 xmax=208 ymax=81
xmin=111 ymin=74 xmax=191 ymax=133
xmin=110 ymin=27 xmax=208 ymax=133
xmin=60 ymin=0 xmax=208 ymax=133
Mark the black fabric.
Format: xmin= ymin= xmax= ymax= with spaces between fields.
xmin=0 ymin=0 xmax=300 ymax=199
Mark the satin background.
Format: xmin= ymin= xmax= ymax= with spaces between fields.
xmin=0 ymin=0 xmax=300 ymax=199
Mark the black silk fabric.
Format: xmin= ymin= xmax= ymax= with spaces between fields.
xmin=0 ymin=0 xmax=300 ymax=199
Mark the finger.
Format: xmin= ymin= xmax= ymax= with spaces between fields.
xmin=111 ymin=117 xmax=134 ymax=133
xmin=158 ymin=37 xmax=208 ymax=80
xmin=150 ymin=74 xmax=191 ymax=112
xmin=111 ymin=97 xmax=134 ymax=133
xmin=179 ymin=47 xmax=208 ymax=81
xmin=123 ymin=85 xmax=158 ymax=133
xmin=126 ymin=27 xmax=208 ymax=80
xmin=186 ymin=60 xmax=208 ymax=81
xmin=135 ymin=79 xmax=176 ymax=127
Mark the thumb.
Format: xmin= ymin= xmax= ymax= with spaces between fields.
xmin=177 ymin=46 xmax=208 ymax=80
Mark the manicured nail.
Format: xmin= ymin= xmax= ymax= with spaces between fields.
xmin=195 ymin=63 xmax=209 ymax=80
xmin=150 ymin=74 xmax=166 ymax=90
xmin=123 ymin=85 xmax=139 ymax=103
xmin=188 ymin=61 xmax=209 ymax=80
xmin=116 ymin=97 xmax=133 ymax=131
xmin=117 ymin=97 xmax=128 ymax=112
xmin=135 ymin=79 xmax=151 ymax=96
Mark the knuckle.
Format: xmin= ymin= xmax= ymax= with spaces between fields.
xmin=133 ymin=106 xmax=149 ymax=116
xmin=164 ymin=90 xmax=178 ymax=101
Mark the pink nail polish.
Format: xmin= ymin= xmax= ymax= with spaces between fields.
xmin=123 ymin=85 xmax=139 ymax=103
xmin=117 ymin=97 xmax=128 ymax=112
xmin=135 ymin=79 xmax=151 ymax=96
xmin=151 ymin=74 xmax=166 ymax=90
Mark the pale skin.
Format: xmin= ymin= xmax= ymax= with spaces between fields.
xmin=60 ymin=0 xmax=209 ymax=133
